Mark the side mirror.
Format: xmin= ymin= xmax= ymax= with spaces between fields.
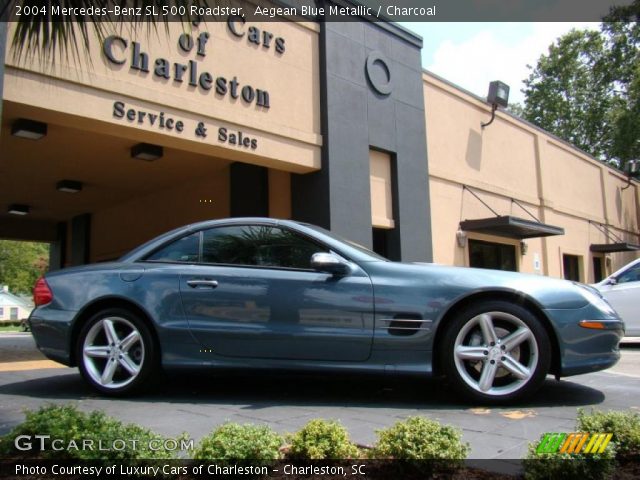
xmin=311 ymin=252 xmax=350 ymax=276
xmin=608 ymin=277 xmax=618 ymax=286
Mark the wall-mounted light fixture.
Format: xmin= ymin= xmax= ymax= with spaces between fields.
xmin=131 ymin=143 xmax=163 ymax=161
xmin=481 ymin=80 xmax=510 ymax=128
xmin=11 ymin=119 xmax=47 ymax=140
xmin=621 ymin=160 xmax=638 ymax=191
xmin=7 ymin=204 xmax=30 ymax=215
xmin=520 ymin=241 xmax=528 ymax=256
xmin=56 ymin=180 xmax=83 ymax=193
xmin=456 ymin=229 xmax=467 ymax=248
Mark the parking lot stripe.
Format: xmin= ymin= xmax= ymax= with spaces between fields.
xmin=0 ymin=360 xmax=67 ymax=372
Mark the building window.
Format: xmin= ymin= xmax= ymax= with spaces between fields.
xmin=469 ymin=239 xmax=517 ymax=272
xmin=10 ymin=308 xmax=18 ymax=320
xmin=369 ymin=150 xmax=395 ymax=229
xmin=563 ymin=254 xmax=582 ymax=282
xmin=592 ymin=256 xmax=604 ymax=283
xmin=372 ymin=228 xmax=389 ymax=259
xmin=0 ymin=307 xmax=4 ymax=317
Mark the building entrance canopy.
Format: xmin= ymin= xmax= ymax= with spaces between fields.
xmin=590 ymin=242 xmax=640 ymax=253
xmin=459 ymin=215 xmax=565 ymax=240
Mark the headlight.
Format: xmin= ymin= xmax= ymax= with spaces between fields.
xmin=574 ymin=283 xmax=617 ymax=316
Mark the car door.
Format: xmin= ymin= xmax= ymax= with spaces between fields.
xmin=176 ymin=224 xmax=375 ymax=361
xmin=599 ymin=261 xmax=640 ymax=335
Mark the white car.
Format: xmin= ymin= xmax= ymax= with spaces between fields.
xmin=594 ymin=257 xmax=640 ymax=337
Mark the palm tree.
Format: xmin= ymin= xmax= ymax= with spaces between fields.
xmin=2 ymin=0 xmax=210 ymax=63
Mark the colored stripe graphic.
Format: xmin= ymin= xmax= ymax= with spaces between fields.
xmin=538 ymin=433 xmax=612 ymax=455
xmin=536 ymin=433 xmax=567 ymax=454
xmin=584 ymin=433 xmax=613 ymax=454
xmin=560 ymin=433 xmax=588 ymax=453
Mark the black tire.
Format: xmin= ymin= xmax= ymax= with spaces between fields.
xmin=440 ymin=300 xmax=551 ymax=404
xmin=76 ymin=308 xmax=157 ymax=396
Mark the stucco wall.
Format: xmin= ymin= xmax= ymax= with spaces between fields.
xmin=90 ymin=170 xmax=230 ymax=262
xmin=424 ymin=71 xmax=640 ymax=281
xmin=4 ymin=20 xmax=321 ymax=173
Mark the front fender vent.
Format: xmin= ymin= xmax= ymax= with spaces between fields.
xmin=382 ymin=313 xmax=428 ymax=336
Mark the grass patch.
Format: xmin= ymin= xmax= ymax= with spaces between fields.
xmin=0 ymin=325 xmax=22 ymax=333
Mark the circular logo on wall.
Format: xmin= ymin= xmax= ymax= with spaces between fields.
xmin=365 ymin=51 xmax=393 ymax=96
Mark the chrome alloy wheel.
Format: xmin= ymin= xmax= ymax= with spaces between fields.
xmin=453 ymin=311 xmax=539 ymax=396
xmin=82 ymin=316 xmax=145 ymax=390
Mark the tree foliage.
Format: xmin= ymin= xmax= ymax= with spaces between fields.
xmin=0 ymin=240 xmax=49 ymax=295
xmin=2 ymin=0 xmax=208 ymax=64
xmin=521 ymin=1 xmax=640 ymax=171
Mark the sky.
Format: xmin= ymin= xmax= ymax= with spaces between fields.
xmin=399 ymin=22 xmax=599 ymax=105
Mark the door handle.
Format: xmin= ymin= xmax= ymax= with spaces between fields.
xmin=186 ymin=279 xmax=219 ymax=289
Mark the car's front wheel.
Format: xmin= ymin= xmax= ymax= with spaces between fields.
xmin=441 ymin=300 xmax=551 ymax=403
xmin=77 ymin=308 xmax=156 ymax=395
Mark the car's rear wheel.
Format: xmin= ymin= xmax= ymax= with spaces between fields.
xmin=441 ymin=300 xmax=551 ymax=403
xmin=77 ymin=308 xmax=156 ymax=395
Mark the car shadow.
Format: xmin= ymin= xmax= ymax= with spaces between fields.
xmin=0 ymin=368 xmax=606 ymax=410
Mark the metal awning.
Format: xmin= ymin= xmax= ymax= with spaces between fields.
xmin=590 ymin=242 xmax=640 ymax=253
xmin=459 ymin=215 xmax=565 ymax=239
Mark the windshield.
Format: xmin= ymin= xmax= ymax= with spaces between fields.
xmin=302 ymin=224 xmax=389 ymax=262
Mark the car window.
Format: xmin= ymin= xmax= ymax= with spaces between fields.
xmin=146 ymin=232 xmax=200 ymax=263
xmin=302 ymin=223 xmax=389 ymax=261
xmin=616 ymin=263 xmax=640 ymax=284
xmin=202 ymin=225 xmax=327 ymax=269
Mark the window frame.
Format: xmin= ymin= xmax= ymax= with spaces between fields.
xmin=143 ymin=230 xmax=202 ymax=265
xmin=616 ymin=263 xmax=640 ymax=284
xmin=140 ymin=223 xmax=336 ymax=273
xmin=562 ymin=253 xmax=583 ymax=282
xmin=468 ymin=238 xmax=518 ymax=272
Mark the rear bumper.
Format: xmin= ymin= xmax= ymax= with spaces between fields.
xmin=28 ymin=307 xmax=77 ymax=367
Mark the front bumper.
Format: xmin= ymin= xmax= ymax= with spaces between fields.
xmin=546 ymin=306 xmax=624 ymax=377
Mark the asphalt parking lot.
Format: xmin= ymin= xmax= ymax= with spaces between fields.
xmin=1 ymin=333 xmax=639 ymax=460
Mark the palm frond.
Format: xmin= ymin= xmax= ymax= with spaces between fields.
xmin=7 ymin=0 xmax=212 ymax=64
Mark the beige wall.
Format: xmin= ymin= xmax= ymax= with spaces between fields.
xmin=425 ymin=72 xmax=640 ymax=281
xmin=4 ymin=20 xmax=321 ymax=173
xmin=90 ymin=170 xmax=230 ymax=262
xmin=268 ymin=169 xmax=292 ymax=219
xmin=2 ymin=20 xmax=311 ymax=259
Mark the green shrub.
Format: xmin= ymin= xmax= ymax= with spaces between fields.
xmin=577 ymin=409 xmax=640 ymax=457
xmin=287 ymin=419 xmax=360 ymax=459
xmin=524 ymin=435 xmax=616 ymax=480
xmin=193 ymin=423 xmax=282 ymax=460
xmin=370 ymin=416 xmax=468 ymax=476
xmin=0 ymin=404 xmax=178 ymax=460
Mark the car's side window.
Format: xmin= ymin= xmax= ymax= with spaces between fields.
xmin=254 ymin=227 xmax=328 ymax=269
xmin=617 ymin=264 xmax=640 ymax=284
xmin=201 ymin=225 xmax=327 ymax=269
xmin=146 ymin=232 xmax=200 ymax=263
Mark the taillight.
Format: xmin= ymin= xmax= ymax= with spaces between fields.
xmin=33 ymin=277 xmax=53 ymax=306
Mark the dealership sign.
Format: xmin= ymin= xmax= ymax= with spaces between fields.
xmin=105 ymin=17 xmax=286 ymax=150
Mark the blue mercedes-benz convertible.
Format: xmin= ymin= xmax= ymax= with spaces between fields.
xmin=29 ymin=218 xmax=623 ymax=403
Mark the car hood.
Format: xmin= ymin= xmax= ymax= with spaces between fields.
xmin=364 ymin=261 xmax=594 ymax=310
